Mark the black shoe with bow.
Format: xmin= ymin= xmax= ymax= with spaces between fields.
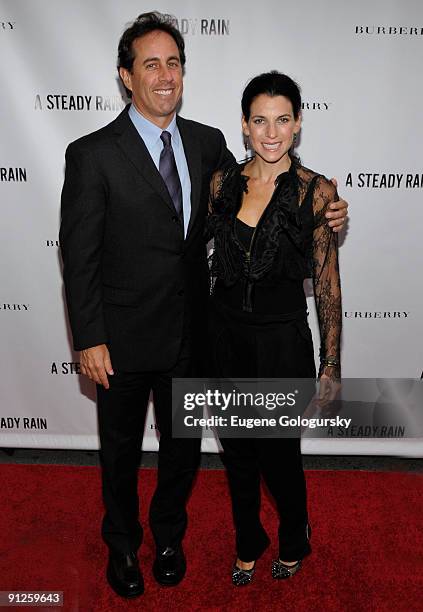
xmin=232 ymin=561 xmax=256 ymax=586
xmin=107 ymin=551 xmax=144 ymax=598
xmin=153 ymin=546 xmax=186 ymax=586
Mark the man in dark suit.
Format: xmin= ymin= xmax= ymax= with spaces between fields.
xmin=60 ymin=12 xmax=348 ymax=599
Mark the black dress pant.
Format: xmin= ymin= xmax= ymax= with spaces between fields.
xmin=208 ymin=298 xmax=315 ymax=562
xmin=96 ymin=335 xmax=201 ymax=555
xmin=220 ymin=437 xmax=309 ymax=562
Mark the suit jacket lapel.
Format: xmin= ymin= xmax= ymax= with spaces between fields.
xmin=112 ymin=107 xmax=175 ymax=215
xmin=177 ymin=116 xmax=202 ymax=238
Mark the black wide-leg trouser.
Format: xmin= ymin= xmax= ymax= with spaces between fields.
xmin=96 ymin=334 xmax=201 ymax=556
xmin=208 ymin=298 xmax=316 ymax=562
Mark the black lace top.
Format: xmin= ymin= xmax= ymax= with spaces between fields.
xmin=206 ymin=159 xmax=342 ymax=378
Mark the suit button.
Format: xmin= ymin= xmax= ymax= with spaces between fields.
xmin=177 ymin=289 xmax=185 ymax=296
xmin=172 ymin=216 xmax=178 ymax=222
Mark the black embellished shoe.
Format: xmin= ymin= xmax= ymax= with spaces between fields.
xmin=271 ymin=558 xmax=302 ymax=579
xmin=232 ymin=561 xmax=256 ymax=586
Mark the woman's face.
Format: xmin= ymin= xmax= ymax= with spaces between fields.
xmin=242 ymin=94 xmax=301 ymax=165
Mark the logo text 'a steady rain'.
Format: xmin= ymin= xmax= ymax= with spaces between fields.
xmin=34 ymin=95 xmax=126 ymax=111
xmin=0 ymin=417 xmax=47 ymax=430
xmin=51 ymin=362 xmax=81 ymax=375
xmin=0 ymin=167 xmax=27 ymax=182
xmin=172 ymin=18 xmax=229 ymax=35
xmin=345 ymin=173 xmax=423 ymax=189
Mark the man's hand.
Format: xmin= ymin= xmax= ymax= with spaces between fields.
xmin=326 ymin=177 xmax=348 ymax=233
xmin=80 ymin=344 xmax=114 ymax=389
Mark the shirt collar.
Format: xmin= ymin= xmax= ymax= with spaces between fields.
xmin=128 ymin=104 xmax=179 ymax=148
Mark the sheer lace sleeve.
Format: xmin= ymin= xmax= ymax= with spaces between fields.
xmin=205 ymin=169 xmax=225 ymax=242
xmin=312 ymin=176 xmax=342 ymax=379
xmin=209 ymin=169 xmax=225 ymax=212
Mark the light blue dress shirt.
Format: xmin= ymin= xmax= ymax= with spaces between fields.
xmin=128 ymin=104 xmax=191 ymax=237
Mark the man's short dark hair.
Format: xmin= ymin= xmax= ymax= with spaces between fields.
xmin=118 ymin=12 xmax=185 ymax=98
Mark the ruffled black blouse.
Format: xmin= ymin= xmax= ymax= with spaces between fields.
xmin=206 ymin=159 xmax=342 ymax=377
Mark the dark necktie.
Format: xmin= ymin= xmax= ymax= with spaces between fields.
xmin=159 ymin=131 xmax=183 ymax=219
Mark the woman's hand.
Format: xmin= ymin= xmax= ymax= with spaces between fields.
xmin=317 ymin=373 xmax=341 ymax=410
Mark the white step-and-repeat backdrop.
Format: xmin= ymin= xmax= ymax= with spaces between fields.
xmin=1 ymin=0 xmax=422 ymax=456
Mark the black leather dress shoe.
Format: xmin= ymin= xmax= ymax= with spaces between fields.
xmin=107 ymin=552 xmax=144 ymax=598
xmin=153 ymin=546 xmax=186 ymax=586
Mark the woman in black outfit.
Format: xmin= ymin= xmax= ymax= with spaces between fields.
xmin=206 ymin=72 xmax=342 ymax=585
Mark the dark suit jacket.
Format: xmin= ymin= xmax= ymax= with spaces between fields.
xmin=60 ymin=105 xmax=234 ymax=371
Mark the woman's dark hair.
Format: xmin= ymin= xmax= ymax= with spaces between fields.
xmin=241 ymin=71 xmax=302 ymax=120
xmin=117 ymin=12 xmax=186 ymax=97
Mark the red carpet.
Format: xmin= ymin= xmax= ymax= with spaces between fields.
xmin=0 ymin=465 xmax=422 ymax=612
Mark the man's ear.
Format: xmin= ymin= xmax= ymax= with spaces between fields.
xmin=119 ymin=67 xmax=133 ymax=93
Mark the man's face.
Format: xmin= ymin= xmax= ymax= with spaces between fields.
xmin=119 ymin=30 xmax=183 ymax=128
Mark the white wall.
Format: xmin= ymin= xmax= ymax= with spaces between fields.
xmin=0 ymin=0 xmax=421 ymax=456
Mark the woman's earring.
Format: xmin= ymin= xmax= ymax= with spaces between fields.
xmin=244 ymin=135 xmax=250 ymax=151
xmin=292 ymin=133 xmax=297 ymax=146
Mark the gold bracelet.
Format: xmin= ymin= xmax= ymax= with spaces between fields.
xmin=321 ymin=357 xmax=340 ymax=367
